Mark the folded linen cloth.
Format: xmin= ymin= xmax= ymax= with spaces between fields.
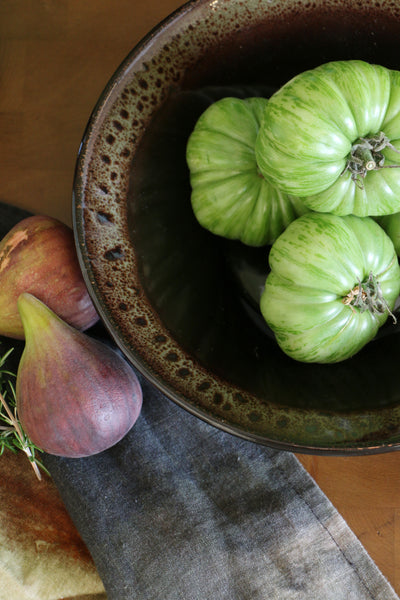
xmin=44 ymin=371 xmax=399 ymax=600
xmin=0 ymin=201 xmax=398 ymax=600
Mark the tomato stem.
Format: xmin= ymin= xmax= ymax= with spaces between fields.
xmin=342 ymin=132 xmax=400 ymax=188
xmin=342 ymin=271 xmax=397 ymax=323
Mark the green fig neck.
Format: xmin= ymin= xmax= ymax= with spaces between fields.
xmin=17 ymin=293 xmax=57 ymax=342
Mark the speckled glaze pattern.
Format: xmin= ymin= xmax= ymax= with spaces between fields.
xmin=73 ymin=0 xmax=400 ymax=454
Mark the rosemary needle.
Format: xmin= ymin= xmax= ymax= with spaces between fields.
xmin=0 ymin=347 xmax=48 ymax=480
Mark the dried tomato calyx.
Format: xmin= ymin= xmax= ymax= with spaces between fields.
xmin=342 ymin=132 xmax=400 ymax=187
xmin=342 ymin=271 xmax=396 ymax=322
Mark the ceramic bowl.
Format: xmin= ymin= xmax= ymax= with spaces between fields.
xmin=73 ymin=0 xmax=400 ymax=455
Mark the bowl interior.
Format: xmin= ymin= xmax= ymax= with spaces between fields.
xmin=73 ymin=0 xmax=400 ymax=454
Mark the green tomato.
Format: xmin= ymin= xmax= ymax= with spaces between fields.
xmin=260 ymin=213 xmax=400 ymax=363
xmin=186 ymin=96 xmax=308 ymax=246
xmin=255 ymin=60 xmax=400 ymax=217
xmin=377 ymin=212 xmax=400 ymax=256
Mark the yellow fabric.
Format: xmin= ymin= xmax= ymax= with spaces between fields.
xmin=0 ymin=523 xmax=106 ymax=599
xmin=0 ymin=450 xmax=106 ymax=600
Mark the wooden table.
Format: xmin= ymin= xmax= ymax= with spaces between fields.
xmin=1 ymin=0 xmax=399 ymax=596
xmin=297 ymin=452 xmax=400 ymax=593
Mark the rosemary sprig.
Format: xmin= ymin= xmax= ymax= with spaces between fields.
xmin=0 ymin=347 xmax=48 ymax=480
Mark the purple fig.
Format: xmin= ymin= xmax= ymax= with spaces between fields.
xmin=0 ymin=215 xmax=99 ymax=339
xmin=16 ymin=292 xmax=142 ymax=458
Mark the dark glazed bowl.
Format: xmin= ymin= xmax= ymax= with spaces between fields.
xmin=73 ymin=0 xmax=400 ymax=455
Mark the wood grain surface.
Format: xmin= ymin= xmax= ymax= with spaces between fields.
xmin=1 ymin=0 xmax=399 ymax=597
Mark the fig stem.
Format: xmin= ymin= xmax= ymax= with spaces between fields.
xmin=0 ymin=390 xmax=42 ymax=481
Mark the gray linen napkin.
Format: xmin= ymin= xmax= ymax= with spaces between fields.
xmin=44 ymin=371 xmax=399 ymax=600
xmin=1 ymin=202 xmax=397 ymax=600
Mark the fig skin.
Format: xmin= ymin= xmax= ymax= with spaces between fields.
xmin=16 ymin=293 xmax=142 ymax=458
xmin=0 ymin=214 xmax=99 ymax=339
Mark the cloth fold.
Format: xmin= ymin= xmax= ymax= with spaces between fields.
xmin=44 ymin=373 xmax=399 ymax=600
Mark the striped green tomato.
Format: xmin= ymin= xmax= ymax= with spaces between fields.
xmin=377 ymin=212 xmax=400 ymax=256
xmin=260 ymin=213 xmax=400 ymax=363
xmin=186 ymin=96 xmax=308 ymax=246
xmin=255 ymin=60 xmax=400 ymax=216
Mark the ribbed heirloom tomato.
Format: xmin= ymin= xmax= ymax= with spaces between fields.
xmin=378 ymin=212 xmax=400 ymax=256
xmin=186 ymin=96 xmax=308 ymax=246
xmin=255 ymin=60 xmax=400 ymax=216
xmin=260 ymin=213 xmax=400 ymax=363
